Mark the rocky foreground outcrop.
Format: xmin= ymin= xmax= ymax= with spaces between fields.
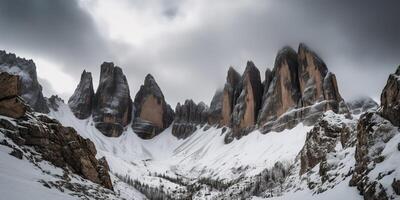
xmin=132 ymin=74 xmax=174 ymax=139
xmin=380 ymin=66 xmax=400 ymax=126
xmin=172 ymin=100 xmax=208 ymax=139
xmin=0 ymin=72 xmax=113 ymax=190
xmin=68 ymin=70 xmax=94 ymax=119
xmin=92 ymin=62 xmax=133 ymax=137
xmin=0 ymin=50 xmax=49 ymax=113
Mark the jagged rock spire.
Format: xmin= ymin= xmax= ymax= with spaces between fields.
xmin=172 ymin=99 xmax=208 ymax=139
xmin=132 ymin=74 xmax=174 ymax=139
xmin=68 ymin=70 xmax=94 ymax=119
xmin=92 ymin=62 xmax=133 ymax=137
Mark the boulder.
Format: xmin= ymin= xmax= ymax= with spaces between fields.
xmin=0 ymin=50 xmax=49 ymax=113
xmin=68 ymin=70 xmax=94 ymax=119
xmin=380 ymin=66 xmax=400 ymax=126
xmin=230 ymin=61 xmax=263 ymax=138
xmin=172 ymin=100 xmax=208 ymax=139
xmin=132 ymin=74 xmax=174 ymax=139
xmin=92 ymin=62 xmax=133 ymax=137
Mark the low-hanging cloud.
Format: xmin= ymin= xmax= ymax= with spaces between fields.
xmin=0 ymin=0 xmax=399 ymax=106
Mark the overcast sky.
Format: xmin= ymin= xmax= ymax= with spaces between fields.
xmin=0 ymin=0 xmax=399 ymax=106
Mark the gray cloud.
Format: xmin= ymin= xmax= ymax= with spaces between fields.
xmin=0 ymin=0 xmax=399 ymax=107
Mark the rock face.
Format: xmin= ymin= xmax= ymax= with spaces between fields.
xmin=0 ymin=72 xmax=27 ymax=118
xmin=258 ymin=44 xmax=348 ymax=133
xmin=299 ymin=111 xmax=355 ymax=175
xmin=380 ymin=66 xmax=400 ymax=126
xmin=346 ymin=96 xmax=378 ymax=115
xmin=92 ymin=62 xmax=133 ymax=137
xmin=230 ymin=61 xmax=263 ymax=137
xmin=0 ymin=72 xmax=113 ymax=190
xmin=132 ymin=74 xmax=174 ymax=139
xmin=172 ymin=100 xmax=208 ymax=139
xmin=0 ymin=50 xmax=49 ymax=113
xmin=68 ymin=70 xmax=94 ymax=119
xmin=208 ymin=67 xmax=241 ymax=126
xmin=349 ymin=112 xmax=397 ymax=200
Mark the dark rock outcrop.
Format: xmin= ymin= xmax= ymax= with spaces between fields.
xmin=0 ymin=72 xmax=113 ymax=190
xmin=230 ymin=61 xmax=263 ymax=138
xmin=132 ymin=74 xmax=174 ymax=139
xmin=68 ymin=70 xmax=94 ymax=119
xmin=93 ymin=62 xmax=133 ymax=137
xmin=258 ymin=44 xmax=348 ymax=133
xmin=0 ymin=50 xmax=49 ymax=113
xmin=380 ymin=66 xmax=400 ymax=126
xmin=47 ymin=95 xmax=64 ymax=111
xmin=346 ymin=96 xmax=378 ymax=115
xmin=172 ymin=100 xmax=208 ymax=139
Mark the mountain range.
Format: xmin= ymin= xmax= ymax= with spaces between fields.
xmin=0 ymin=44 xmax=399 ymax=200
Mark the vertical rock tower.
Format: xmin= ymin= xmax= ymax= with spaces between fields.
xmin=132 ymin=74 xmax=174 ymax=139
xmin=68 ymin=70 xmax=94 ymax=119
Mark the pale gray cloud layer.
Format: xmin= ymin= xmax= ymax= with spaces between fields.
xmin=0 ymin=0 xmax=399 ymax=106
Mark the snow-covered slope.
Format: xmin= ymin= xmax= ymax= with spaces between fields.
xmin=49 ymin=102 xmax=315 ymax=198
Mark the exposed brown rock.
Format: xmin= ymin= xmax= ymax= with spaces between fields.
xmin=380 ymin=65 xmax=400 ymax=126
xmin=132 ymin=74 xmax=174 ymax=139
xmin=258 ymin=44 xmax=348 ymax=133
xmin=0 ymin=73 xmax=113 ymax=190
xmin=93 ymin=62 xmax=133 ymax=137
xmin=208 ymin=67 xmax=241 ymax=126
xmin=230 ymin=61 xmax=263 ymax=138
xmin=0 ymin=72 xmax=20 ymax=100
xmin=0 ymin=50 xmax=50 ymax=113
xmin=0 ymin=97 xmax=27 ymax=118
xmin=68 ymin=70 xmax=94 ymax=119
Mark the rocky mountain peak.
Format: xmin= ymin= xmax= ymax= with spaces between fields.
xmin=380 ymin=65 xmax=400 ymax=126
xmin=0 ymin=50 xmax=49 ymax=113
xmin=68 ymin=70 xmax=94 ymax=119
xmin=257 ymin=43 xmax=347 ymax=133
xmin=92 ymin=62 xmax=133 ymax=137
xmin=132 ymin=74 xmax=174 ymax=139
xmin=230 ymin=61 xmax=263 ymax=137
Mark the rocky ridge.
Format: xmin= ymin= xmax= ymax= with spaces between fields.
xmin=0 ymin=72 xmax=113 ymax=190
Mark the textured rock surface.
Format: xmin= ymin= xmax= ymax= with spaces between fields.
xmin=0 ymin=50 xmax=49 ymax=113
xmin=208 ymin=67 xmax=241 ymax=126
xmin=0 ymin=73 xmax=113 ymax=190
xmin=258 ymin=44 xmax=348 ymax=133
xmin=93 ymin=62 xmax=133 ymax=137
xmin=230 ymin=61 xmax=263 ymax=138
xmin=346 ymin=96 xmax=378 ymax=115
xmin=47 ymin=95 xmax=64 ymax=111
xmin=0 ymin=72 xmax=27 ymax=118
xmin=172 ymin=100 xmax=208 ymax=139
xmin=349 ymin=112 xmax=397 ymax=200
xmin=380 ymin=66 xmax=400 ymax=126
xmin=132 ymin=74 xmax=174 ymax=139
xmin=299 ymin=112 xmax=355 ymax=175
xmin=68 ymin=70 xmax=94 ymax=119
